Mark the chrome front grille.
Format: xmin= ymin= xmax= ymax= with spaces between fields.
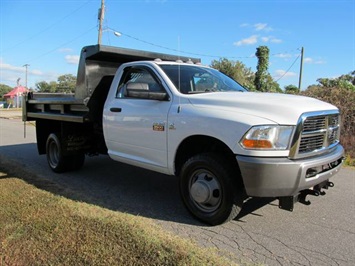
xmin=299 ymin=135 xmax=324 ymax=153
xmin=302 ymin=116 xmax=326 ymax=132
xmin=290 ymin=111 xmax=341 ymax=159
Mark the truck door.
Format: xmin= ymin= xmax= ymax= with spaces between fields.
xmin=103 ymin=65 xmax=172 ymax=172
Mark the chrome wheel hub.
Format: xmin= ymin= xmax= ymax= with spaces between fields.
xmin=189 ymin=170 xmax=222 ymax=212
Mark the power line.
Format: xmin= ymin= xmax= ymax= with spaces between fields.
xmin=1 ymin=0 xmax=95 ymax=54
xmin=106 ymin=27 xmax=299 ymax=60
xmin=274 ymin=53 xmax=301 ymax=82
xmin=25 ymin=26 xmax=97 ymax=64
xmin=105 ymin=26 xmax=303 ymax=84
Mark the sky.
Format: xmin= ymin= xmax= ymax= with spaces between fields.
xmin=0 ymin=0 xmax=354 ymax=90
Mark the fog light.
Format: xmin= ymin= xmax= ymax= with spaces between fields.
xmin=306 ymin=168 xmax=318 ymax=178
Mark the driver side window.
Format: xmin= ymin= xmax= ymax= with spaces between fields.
xmin=116 ymin=66 xmax=164 ymax=98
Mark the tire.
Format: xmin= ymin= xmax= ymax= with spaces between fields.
xmin=179 ymin=153 xmax=243 ymax=225
xmin=46 ymin=133 xmax=85 ymax=173
xmin=46 ymin=133 xmax=68 ymax=173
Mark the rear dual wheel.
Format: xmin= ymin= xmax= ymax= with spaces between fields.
xmin=46 ymin=133 xmax=85 ymax=173
xmin=180 ymin=153 xmax=244 ymax=225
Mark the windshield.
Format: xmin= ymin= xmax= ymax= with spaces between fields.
xmin=160 ymin=64 xmax=247 ymax=94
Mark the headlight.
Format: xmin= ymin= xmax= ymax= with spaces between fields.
xmin=240 ymin=125 xmax=294 ymax=150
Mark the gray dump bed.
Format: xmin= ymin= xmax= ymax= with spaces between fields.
xmin=75 ymin=44 xmax=200 ymax=101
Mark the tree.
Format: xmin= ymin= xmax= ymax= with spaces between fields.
xmin=302 ymin=84 xmax=355 ymax=162
xmin=36 ymin=81 xmax=57 ymax=93
xmin=316 ymin=71 xmax=355 ymax=91
xmin=254 ymin=46 xmax=270 ymax=92
xmin=210 ymin=58 xmax=235 ymax=77
xmin=254 ymin=46 xmax=282 ymax=92
xmin=284 ymin=84 xmax=300 ymax=94
xmin=35 ymin=74 xmax=77 ymax=93
xmin=345 ymin=70 xmax=355 ymax=85
xmin=57 ymin=74 xmax=76 ymax=93
xmin=210 ymin=58 xmax=255 ymax=90
xmin=265 ymin=75 xmax=282 ymax=93
xmin=0 ymin=84 xmax=12 ymax=100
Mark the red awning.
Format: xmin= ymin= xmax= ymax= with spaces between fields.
xmin=3 ymin=86 xmax=29 ymax=99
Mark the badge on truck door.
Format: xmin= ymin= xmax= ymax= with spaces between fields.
xmin=153 ymin=122 xmax=165 ymax=131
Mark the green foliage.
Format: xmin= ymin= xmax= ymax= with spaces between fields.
xmin=252 ymin=46 xmax=282 ymax=93
xmin=210 ymin=58 xmax=255 ymax=90
xmin=0 ymin=84 xmax=12 ymax=100
xmin=344 ymin=154 xmax=355 ymax=167
xmin=316 ymin=71 xmax=355 ymax=91
xmin=211 ymin=54 xmax=282 ymax=92
xmin=254 ymin=46 xmax=270 ymax=92
xmin=36 ymin=74 xmax=76 ymax=93
xmin=57 ymin=74 xmax=76 ymax=93
xmin=284 ymin=84 xmax=300 ymax=94
xmin=265 ymin=74 xmax=282 ymax=93
xmin=35 ymin=81 xmax=58 ymax=93
xmin=210 ymin=58 xmax=235 ymax=77
xmin=302 ymin=85 xmax=355 ymax=163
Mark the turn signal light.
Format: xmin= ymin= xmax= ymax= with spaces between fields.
xmin=242 ymin=139 xmax=273 ymax=149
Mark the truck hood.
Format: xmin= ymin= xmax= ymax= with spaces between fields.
xmin=187 ymin=92 xmax=338 ymax=124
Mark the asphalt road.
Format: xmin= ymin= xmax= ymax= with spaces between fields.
xmin=0 ymin=116 xmax=354 ymax=266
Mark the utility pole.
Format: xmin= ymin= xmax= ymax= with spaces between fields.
xmin=98 ymin=0 xmax=105 ymax=45
xmin=23 ymin=64 xmax=30 ymax=88
xmin=298 ymin=47 xmax=304 ymax=91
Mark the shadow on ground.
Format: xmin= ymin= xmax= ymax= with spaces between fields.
xmin=0 ymin=143 xmax=276 ymax=226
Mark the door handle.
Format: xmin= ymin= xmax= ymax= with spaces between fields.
xmin=110 ymin=107 xmax=122 ymax=112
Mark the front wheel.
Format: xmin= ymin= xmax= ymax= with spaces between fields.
xmin=179 ymin=153 xmax=244 ymax=225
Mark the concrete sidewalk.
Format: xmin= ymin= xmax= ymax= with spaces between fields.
xmin=0 ymin=109 xmax=23 ymax=119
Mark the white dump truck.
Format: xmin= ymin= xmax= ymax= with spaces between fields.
xmin=23 ymin=45 xmax=344 ymax=225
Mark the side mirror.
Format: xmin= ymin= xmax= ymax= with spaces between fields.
xmin=126 ymin=83 xmax=169 ymax=101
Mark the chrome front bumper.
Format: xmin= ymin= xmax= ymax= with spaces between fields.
xmin=237 ymin=145 xmax=344 ymax=197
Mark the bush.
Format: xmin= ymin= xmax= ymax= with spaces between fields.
xmin=302 ymin=86 xmax=355 ymax=165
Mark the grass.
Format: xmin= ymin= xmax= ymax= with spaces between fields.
xmin=0 ymin=172 xmax=235 ymax=266
xmin=344 ymin=154 xmax=355 ymax=167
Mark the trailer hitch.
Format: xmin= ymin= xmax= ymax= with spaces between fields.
xmin=279 ymin=180 xmax=334 ymax=211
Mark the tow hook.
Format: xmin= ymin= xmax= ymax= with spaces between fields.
xmin=279 ymin=180 xmax=334 ymax=211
